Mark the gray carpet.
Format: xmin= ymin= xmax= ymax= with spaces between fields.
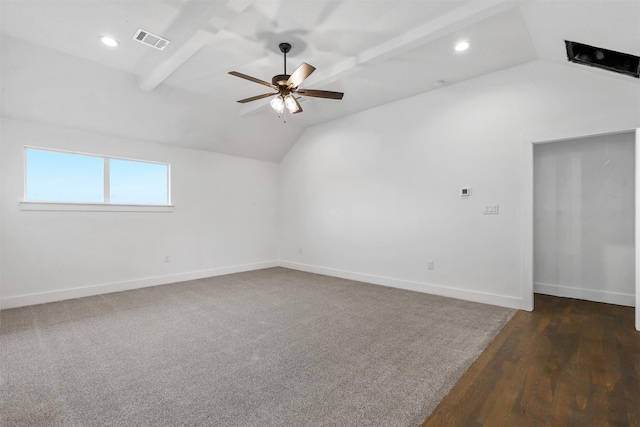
xmin=1 ymin=267 xmax=514 ymax=427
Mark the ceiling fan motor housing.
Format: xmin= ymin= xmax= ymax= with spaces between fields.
xmin=272 ymin=74 xmax=291 ymax=86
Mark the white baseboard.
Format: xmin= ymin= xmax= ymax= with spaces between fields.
xmin=534 ymin=282 xmax=635 ymax=307
xmin=280 ymin=260 xmax=525 ymax=310
xmin=0 ymin=261 xmax=279 ymax=309
xmin=1 ymin=259 xmax=535 ymax=311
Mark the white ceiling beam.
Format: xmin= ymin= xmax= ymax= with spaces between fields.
xmin=238 ymin=0 xmax=525 ymax=116
xmin=137 ymin=0 xmax=254 ymax=91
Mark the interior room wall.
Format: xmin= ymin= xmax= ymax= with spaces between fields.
xmin=533 ymin=132 xmax=635 ymax=306
xmin=0 ymin=118 xmax=279 ymax=308
xmin=278 ymin=60 xmax=640 ymax=309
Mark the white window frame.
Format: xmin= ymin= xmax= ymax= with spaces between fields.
xmin=20 ymin=146 xmax=173 ymax=212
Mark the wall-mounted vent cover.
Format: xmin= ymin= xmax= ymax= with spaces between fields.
xmin=565 ymin=41 xmax=639 ymax=78
xmin=132 ymin=28 xmax=170 ymax=51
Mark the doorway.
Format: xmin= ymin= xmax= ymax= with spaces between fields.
xmin=522 ymin=129 xmax=639 ymax=331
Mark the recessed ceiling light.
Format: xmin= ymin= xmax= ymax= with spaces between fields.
xmin=455 ymin=41 xmax=470 ymax=52
xmin=99 ymin=36 xmax=119 ymax=47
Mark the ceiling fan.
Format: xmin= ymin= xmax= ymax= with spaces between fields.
xmin=229 ymin=42 xmax=344 ymax=115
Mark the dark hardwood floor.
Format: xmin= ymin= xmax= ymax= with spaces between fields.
xmin=423 ymin=294 xmax=640 ymax=427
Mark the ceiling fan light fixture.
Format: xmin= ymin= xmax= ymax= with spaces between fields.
xmin=270 ymin=95 xmax=285 ymax=114
xmin=284 ymin=94 xmax=299 ymax=113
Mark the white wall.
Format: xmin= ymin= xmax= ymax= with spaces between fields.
xmin=534 ymin=132 xmax=635 ymax=306
xmin=3 ymin=60 xmax=639 ymax=313
xmin=278 ymin=60 xmax=640 ymax=309
xmin=0 ymin=118 xmax=279 ymax=308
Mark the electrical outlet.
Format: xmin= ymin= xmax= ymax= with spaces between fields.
xmin=164 ymin=255 xmax=171 ymax=263
xmin=298 ymin=247 xmax=303 ymax=255
xmin=427 ymin=260 xmax=435 ymax=270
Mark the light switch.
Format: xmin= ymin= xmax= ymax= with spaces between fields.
xmin=483 ymin=204 xmax=499 ymax=215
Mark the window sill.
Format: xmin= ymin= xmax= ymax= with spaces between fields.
xmin=20 ymin=202 xmax=174 ymax=213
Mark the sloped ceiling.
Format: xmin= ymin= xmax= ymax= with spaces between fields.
xmin=1 ymin=0 xmax=638 ymax=162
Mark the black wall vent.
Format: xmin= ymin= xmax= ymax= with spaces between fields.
xmin=565 ymin=41 xmax=639 ymax=78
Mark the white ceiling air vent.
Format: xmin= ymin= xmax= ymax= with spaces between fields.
xmin=132 ymin=28 xmax=170 ymax=51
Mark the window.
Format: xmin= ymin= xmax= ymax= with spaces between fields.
xmin=109 ymin=158 xmax=168 ymax=205
xmin=24 ymin=148 xmax=171 ymax=210
xmin=26 ymin=149 xmax=104 ymax=203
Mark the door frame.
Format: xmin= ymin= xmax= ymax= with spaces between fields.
xmin=521 ymin=128 xmax=639 ymax=331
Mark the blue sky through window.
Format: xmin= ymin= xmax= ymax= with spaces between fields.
xmin=26 ymin=149 xmax=103 ymax=202
xmin=110 ymin=159 xmax=168 ymax=205
xmin=26 ymin=149 xmax=169 ymax=205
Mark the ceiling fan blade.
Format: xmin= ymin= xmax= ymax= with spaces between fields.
xmin=236 ymin=92 xmax=277 ymax=103
xmin=286 ymin=63 xmax=316 ymax=88
xmin=296 ymin=89 xmax=344 ymax=100
xmin=229 ymin=71 xmax=277 ymax=89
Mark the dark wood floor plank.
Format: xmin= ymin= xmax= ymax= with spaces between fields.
xmin=423 ymin=294 xmax=640 ymax=427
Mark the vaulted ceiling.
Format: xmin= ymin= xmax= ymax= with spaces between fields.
xmin=1 ymin=1 xmax=638 ymax=162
